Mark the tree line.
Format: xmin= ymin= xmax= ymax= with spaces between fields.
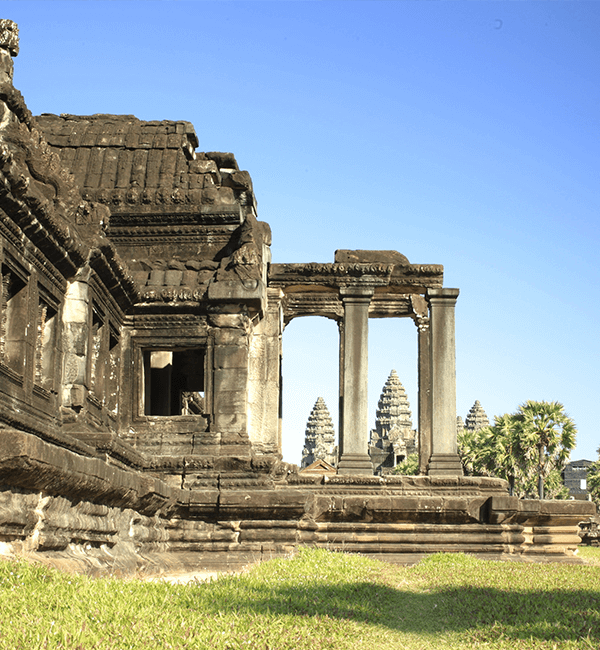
xmin=395 ymin=400 xmax=581 ymax=501
xmin=458 ymin=400 xmax=575 ymax=499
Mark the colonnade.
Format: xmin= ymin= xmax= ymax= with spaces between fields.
xmin=336 ymin=287 xmax=463 ymax=476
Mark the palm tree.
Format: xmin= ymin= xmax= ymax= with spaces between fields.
xmin=459 ymin=414 xmax=527 ymax=495
xmin=514 ymin=400 xmax=576 ymax=500
xmin=481 ymin=413 xmax=530 ymax=496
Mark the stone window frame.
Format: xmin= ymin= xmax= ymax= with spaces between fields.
xmin=132 ymin=336 xmax=213 ymax=422
xmin=33 ymin=285 xmax=60 ymax=397
xmin=106 ymin=323 xmax=120 ymax=417
xmin=87 ymin=299 xmax=121 ymax=419
xmin=0 ymin=254 xmax=30 ymax=385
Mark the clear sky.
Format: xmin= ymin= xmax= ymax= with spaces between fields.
xmin=5 ymin=1 xmax=599 ymax=464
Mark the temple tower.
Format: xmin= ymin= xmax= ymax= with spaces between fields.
xmin=369 ymin=370 xmax=417 ymax=473
xmin=464 ymin=400 xmax=490 ymax=432
xmin=301 ymin=397 xmax=337 ymax=468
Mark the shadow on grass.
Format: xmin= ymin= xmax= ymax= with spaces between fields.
xmin=178 ymin=581 xmax=600 ymax=643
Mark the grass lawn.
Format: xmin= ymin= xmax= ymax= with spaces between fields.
xmin=1 ymin=546 xmax=600 ymax=649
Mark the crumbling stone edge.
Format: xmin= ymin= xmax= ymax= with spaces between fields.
xmin=0 ymin=429 xmax=594 ymax=577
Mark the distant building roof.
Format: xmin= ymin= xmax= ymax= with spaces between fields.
xmin=299 ymin=459 xmax=337 ymax=476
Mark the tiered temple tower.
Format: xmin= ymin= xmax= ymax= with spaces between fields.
xmin=301 ymin=397 xmax=337 ymax=468
xmin=369 ymin=370 xmax=417 ymax=473
xmin=464 ymin=400 xmax=490 ymax=432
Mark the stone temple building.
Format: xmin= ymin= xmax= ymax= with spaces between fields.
xmin=0 ymin=20 xmax=593 ymax=573
xmin=301 ymin=397 xmax=337 ymax=469
xmin=464 ymin=400 xmax=490 ymax=432
xmin=369 ymin=370 xmax=417 ymax=474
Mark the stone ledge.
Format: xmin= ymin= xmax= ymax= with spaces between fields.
xmin=0 ymin=427 xmax=181 ymax=515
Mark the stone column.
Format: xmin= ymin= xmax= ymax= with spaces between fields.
xmin=410 ymin=295 xmax=432 ymax=476
xmin=427 ymin=288 xmax=463 ymax=476
xmin=337 ymin=286 xmax=374 ymax=475
xmin=209 ymin=312 xmax=250 ymax=443
xmin=337 ymin=318 xmax=344 ymax=463
xmin=62 ymin=274 xmax=91 ymax=410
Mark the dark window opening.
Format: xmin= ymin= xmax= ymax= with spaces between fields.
xmin=143 ymin=348 xmax=205 ymax=416
xmin=395 ymin=454 xmax=405 ymax=465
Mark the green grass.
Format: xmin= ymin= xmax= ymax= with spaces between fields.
xmin=576 ymin=545 xmax=600 ymax=565
xmin=1 ymin=547 xmax=600 ymax=649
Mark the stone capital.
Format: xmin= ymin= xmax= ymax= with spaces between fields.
xmin=339 ymin=286 xmax=374 ymax=300
xmin=427 ymin=288 xmax=460 ymax=304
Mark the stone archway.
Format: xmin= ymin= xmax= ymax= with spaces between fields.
xmin=280 ymin=315 xmax=339 ymax=464
xmin=268 ymin=250 xmax=463 ymax=476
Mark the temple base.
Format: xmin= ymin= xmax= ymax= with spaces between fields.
xmin=337 ymin=453 xmax=374 ymax=475
xmin=427 ymin=453 xmax=464 ymax=476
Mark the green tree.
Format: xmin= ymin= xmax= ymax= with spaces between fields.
xmin=392 ymin=453 xmax=419 ymax=475
xmin=458 ymin=401 xmax=576 ymax=499
xmin=514 ymin=400 xmax=576 ymax=500
xmin=459 ymin=413 xmax=530 ymax=496
xmin=542 ymin=468 xmax=571 ymax=500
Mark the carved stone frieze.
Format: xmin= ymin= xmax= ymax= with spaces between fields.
xmin=130 ymin=312 xmax=207 ymax=327
xmin=138 ymin=286 xmax=207 ymax=304
xmin=270 ymin=261 xmax=443 ymax=295
xmin=108 ymin=209 xmax=242 ymax=229
xmin=270 ymin=262 xmax=393 ymax=287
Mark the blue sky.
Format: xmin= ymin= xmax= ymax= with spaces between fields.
xmin=5 ymin=1 xmax=599 ymax=464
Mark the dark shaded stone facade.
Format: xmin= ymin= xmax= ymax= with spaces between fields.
xmin=0 ymin=20 xmax=594 ymax=574
xmin=563 ymin=459 xmax=593 ymax=501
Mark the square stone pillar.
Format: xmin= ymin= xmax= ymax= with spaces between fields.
xmin=427 ymin=288 xmax=463 ymax=476
xmin=410 ymin=295 xmax=432 ymax=476
xmin=337 ymin=286 xmax=374 ymax=475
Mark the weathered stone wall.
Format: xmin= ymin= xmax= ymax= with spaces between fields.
xmin=0 ymin=427 xmax=594 ymax=576
xmin=247 ymin=288 xmax=282 ymax=456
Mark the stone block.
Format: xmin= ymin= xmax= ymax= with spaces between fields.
xmin=70 ymin=384 xmax=86 ymax=407
xmin=189 ymin=159 xmax=218 ymax=175
xmin=164 ymin=270 xmax=183 ymax=286
xmin=213 ymin=369 xmax=248 ymax=394
xmin=214 ymin=345 xmax=248 ymax=369
xmin=65 ymin=324 xmax=87 ymax=355
xmin=65 ymin=281 xmax=89 ymax=302
xmin=214 ymin=390 xmax=247 ymax=414
xmin=201 ymin=187 xmax=218 ymax=204
xmin=181 ymin=270 xmax=198 ymax=287
xmin=148 ymin=270 xmax=165 ymax=286
xmin=62 ymin=298 xmax=88 ymax=323
xmin=209 ymin=313 xmax=248 ymax=330
xmin=213 ymin=412 xmax=246 ymax=432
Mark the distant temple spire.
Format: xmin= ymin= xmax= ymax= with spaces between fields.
xmin=301 ymin=397 xmax=337 ymax=468
xmin=464 ymin=400 xmax=490 ymax=432
xmin=369 ymin=369 xmax=417 ymax=474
